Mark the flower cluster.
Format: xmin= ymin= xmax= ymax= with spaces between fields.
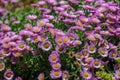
xmin=0 ymin=0 xmax=120 ymax=80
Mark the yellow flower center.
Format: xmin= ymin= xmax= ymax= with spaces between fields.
xmin=54 ymin=63 xmax=59 ymax=68
xmin=89 ymin=47 xmax=94 ymax=51
xmin=39 ymin=21 xmax=45 ymax=26
xmin=15 ymin=52 xmax=21 ymax=57
xmin=89 ymin=36 xmax=95 ymax=41
xmin=26 ymin=25 xmax=31 ymax=29
xmin=39 ymin=75 xmax=44 ymax=80
xmin=19 ymin=44 xmax=25 ymax=49
xmin=94 ymin=61 xmax=99 ymax=66
xmin=118 ymin=72 xmax=120 ymax=77
xmin=4 ymin=26 xmax=8 ymax=30
xmin=12 ymin=47 xmax=17 ymax=51
xmin=0 ymin=64 xmax=4 ymax=69
xmin=34 ymin=27 xmax=40 ymax=32
xmin=6 ymin=73 xmax=12 ymax=78
xmin=4 ymin=50 xmax=8 ymax=54
xmin=34 ymin=38 xmax=39 ymax=42
xmin=78 ymin=21 xmax=83 ymax=26
xmin=104 ymin=43 xmax=107 ymax=47
xmin=63 ymin=38 xmax=68 ymax=42
xmin=64 ymin=74 xmax=69 ymax=79
xmin=69 ymin=36 xmax=73 ymax=40
xmin=76 ymin=54 xmax=81 ymax=59
xmin=93 ymin=19 xmax=99 ymax=23
xmin=41 ymin=37 xmax=45 ymax=41
xmin=75 ymin=41 xmax=81 ymax=45
xmin=112 ymin=53 xmax=116 ymax=57
xmin=83 ymin=72 xmax=89 ymax=77
xmin=51 ymin=56 xmax=57 ymax=61
xmin=50 ymin=30 xmax=55 ymax=35
xmin=0 ymin=53 xmax=3 ymax=57
xmin=58 ymin=47 xmax=64 ymax=51
xmin=100 ymin=50 xmax=105 ymax=55
xmin=54 ymin=71 xmax=60 ymax=76
xmin=82 ymin=18 xmax=87 ymax=22
xmin=43 ymin=43 xmax=50 ymax=48
xmin=5 ymin=44 xmax=9 ymax=48
xmin=57 ymin=39 xmax=62 ymax=43
xmin=83 ymin=52 xmax=87 ymax=56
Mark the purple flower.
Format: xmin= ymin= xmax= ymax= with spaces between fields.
xmin=40 ymin=40 xmax=52 ymax=51
xmin=32 ymin=50 xmax=41 ymax=56
xmin=97 ymin=7 xmax=107 ymax=13
xmin=68 ymin=0 xmax=79 ymax=4
xmin=87 ymin=34 xmax=96 ymax=41
xmin=81 ymin=49 xmax=89 ymax=58
xmin=82 ymin=64 xmax=90 ymax=71
xmin=50 ymin=70 xmax=62 ymax=79
xmin=27 ymin=14 xmax=37 ymax=20
xmin=46 ymin=0 xmax=57 ymax=6
xmin=51 ymin=62 xmax=61 ymax=70
xmin=115 ymin=71 xmax=120 ymax=79
xmin=11 ymin=0 xmax=18 ymax=3
xmin=67 ymin=33 xmax=78 ymax=41
xmin=37 ymin=73 xmax=45 ymax=80
xmin=13 ymin=21 xmax=20 ymax=24
xmin=109 ymin=50 xmax=118 ymax=59
xmin=24 ymin=23 xmax=32 ymax=30
xmin=49 ymin=52 xmax=59 ymax=63
xmin=12 ymin=51 xmax=22 ymax=57
xmin=0 ymin=62 xmax=5 ymax=71
xmin=1 ymin=0 xmax=8 ymax=4
xmin=101 ymin=40 xmax=110 ymax=49
xmin=98 ymin=47 xmax=108 ymax=57
xmin=73 ymin=40 xmax=82 ymax=46
xmin=11 ymin=35 xmax=22 ymax=41
xmin=85 ymin=57 xmax=94 ymax=64
xmin=45 ymin=23 xmax=54 ymax=28
xmin=17 ymin=42 xmax=26 ymax=51
xmin=62 ymin=71 xmax=69 ymax=80
xmin=59 ymin=1 xmax=68 ymax=5
xmin=14 ymin=76 xmax=23 ymax=80
xmin=55 ymin=45 xmax=66 ymax=53
xmin=94 ymin=34 xmax=103 ymax=41
xmin=36 ymin=20 xmax=46 ymax=27
xmin=87 ymin=44 xmax=96 ymax=54
xmin=68 ymin=26 xmax=85 ymax=32
xmin=39 ymin=35 xmax=48 ymax=42
xmin=2 ymin=43 xmax=10 ymax=48
xmin=0 ymin=52 xmax=5 ymax=59
xmin=2 ymin=37 xmax=11 ymax=43
xmin=1 ymin=24 xmax=11 ymax=31
xmin=90 ymin=18 xmax=100 ymax=24
xmin=75 ymin=10 xmax=85 ymax=15
xmin=19 ymin=30 xmax=32 ymax=36
xmin=61 ymin=36 xmax=70 ymax=44
xmin=55 ymin=36 xmax=63 ymax=45
xmin=10 ymin=17 xmax=15 ymax=22
xmin=81 ymin=70 xmax=92 ymax=80
xmin=76 ymin=20 xmax=84 ymax=26
xmin=37 ymin=1 xmax=46 ymax=6
xmin=2 ymin=49 xmax=11 ymax=57
xmin=75 ymin=52 xmax=83 ymax=61
xmin=85 ymin=0 xmax=94 ymax=3
xmin=91 ymin=59 xmax=102 ymax=68
xmin=32 ymin=26 xmax=42 ymax=33
xmin=4 ymin=70 xmax=14 ymax=80
xmin=114 ymin=64 xmax=120 ymax=71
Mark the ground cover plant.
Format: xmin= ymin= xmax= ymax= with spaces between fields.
xmin=0 ymin=0 xmax=120 ymax=80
